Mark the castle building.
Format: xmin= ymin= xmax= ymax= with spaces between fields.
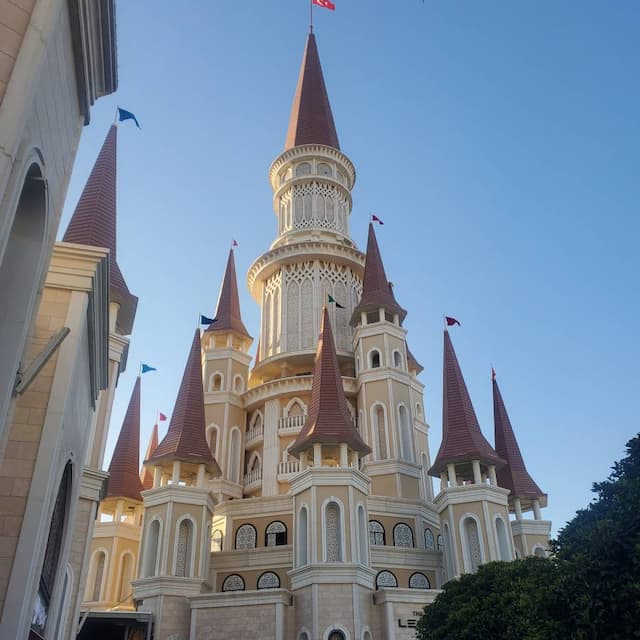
xmin=84 ymin=29 xmax=551 ymax=640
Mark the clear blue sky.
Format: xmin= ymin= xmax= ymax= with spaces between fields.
xmin=59 ymin=1 xmax=640 ymax=535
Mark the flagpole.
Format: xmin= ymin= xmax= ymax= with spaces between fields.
xmin=310 ymin=0 xmax=313 ymax=33
xmin=114 ymin=105 xmax=119 ymax=125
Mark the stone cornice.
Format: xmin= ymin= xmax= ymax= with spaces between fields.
xmin=46 ymin=242 xmax=109 ymax=292
xmin=367 ymin=495 xmax=440 ymax=526
xmin=79 ymin=466 xmax=109 ymax=501
xmin=213 ymin=494 xmax=293 ymax=518
xmin=290 ymin=466 xmax=370 ymax=495
xmin=356 ymin=367 xmax=416 ymax=390
xmin=373 ymin=588 xmax=441 ymax=606
xmin=191 ymin=588 xmax=292 ymax=609
xmin=141 ymin=485 xmax=215 ymax=511
xmin=204 ymin=391 xmax=245 ymax=409
xmin=288 ymin=564 xmax=375 ymax=590
xmin=434 ymin=484 xmax=510 ymax=512
xmin=131 ymin=576 xmax=205 ymax=599
xmin=247 ymin=241 xmax=365 ymax=300
xmin=204 ymin=348 xmax=253 ymax=366
xmin=370 ymin=546 xmax=442 ymax=571
xmin=353 ymin=323 xmax=408 ymax=342
xmin=364 ymin=460 xmax=422 ymax=478
xmin=93 ymin=521 xmax=141 ymax=541
xmin=510 ymin=519 xmax=552 ymax=537
xmin=210 ymin=546 xmax=293 ymax=571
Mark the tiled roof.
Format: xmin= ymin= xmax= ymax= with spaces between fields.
xmin=107 ymin=377 xmax=143 ymax=501
xmin=140 ymin=422 xmax=159 ymax=491
xmin=149 ymin=330 xmax=221 ymax=475
xmin=62 ymin=125 xmax=137 ymax=335
xmin=352 ymin=223 xmax=406 ymax=325
xmin=206 ymin=249 xmax=251 ymax=338
xmin=290 ymin=307 xmax=370 ymax=457
xmin=493 ymin=377 xmax=546 ymax=501
xmin=429 ymin=331 xmax=505 ymax=476
xmin=285 ymin=33 xmax=340 ymax=150
xmin=406 ymin=344 xmax=424 ymax=374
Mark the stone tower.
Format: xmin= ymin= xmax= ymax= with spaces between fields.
xmin=429 ymin=330 xmax=511 ymax=579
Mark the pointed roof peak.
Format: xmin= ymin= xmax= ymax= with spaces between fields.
xmin=352 ymin=222 xmax=406 ymax=324
xmin=290 ymin=308 xmax=370 ymax=457
xmin=63 ymin=124 xmax=137 ymax=334
xmin=429 ymin=331 xmax=505 ymax=476
xmin=493 ymin=376 xmax=546 ymax=504
xmin=107 ymin=376 xmax=144 ymax=501
xmin=285 ymin=32 xmax=340 ymax=151
xmin=140 ymin=422 xmax=159 ymax=491
xmin=149 ymin=330 xmax=220 ymax=474
xmin=206 ymin=248 xmax=251 ymax=338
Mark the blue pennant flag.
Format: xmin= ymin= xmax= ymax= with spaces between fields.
xmin=141 ymin=364 xmax=156 ymax=374
xmin=118 ymin=107 xmax=141 ymax=129
xmin=200 ymin=315 xmax=217 ymax=326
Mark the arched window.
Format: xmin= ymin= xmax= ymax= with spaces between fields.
xmin=207 ymin=425 xmax=219 ymax=460
xmin=52 ymin=565 xmax=72 ymax=639
xmin=297 ymin=507 xmax=308 ymax=566
xmin=117 ymin=553 xmax=134 ymax=602
xmin=175 ymin=519 xmax=194 ymax=577
xmin=325 ymin=501 xmax=343 ymax=562
xmin=370 ymin=349 xmax=381 ymax=368
xmin=495 ymin=517 xmax=511 ymax=561
xmin=0 ymin=162 xmax=47 ymax=438
xmin=534 ymin=546 xmax=546 ymax=558
xmin=91 ymin=551 xmax=105 ymax=601
xmin=424 ymin=528 xmax=435 ymax=550
xmin=368 ymin=520 xmax=385 ymax=546
xmin=143 ymin=518 xmax=161 ymax=577
xmin=287 ymin=399 xmax=305 ymax=417
xmin=299 ymin=633 xmax=310 ymax=640
xmin=463 ymin=516 xmax=482 ymax=573
xmin=257 ymin=571 xmax=280 ymax=589
xmin=228 ymin=428 xmax=241 ymax=483
xmin=357 ymin=506 xmax=368 ymax=564
xmin=295 ymin=162 xmax=311 ymax=176
xmin=265 ymin=521 xmax=287 ymax=547
xmin=436 ymin=534 xmax=443 ymax=551
xmin=222 ymin=574 xmax=245 ymax=592
xmin=328 ymin=632 xmax=346 ymax=640
xmin=375 ymin=570 xmax=398 ymax=589
xmin=393 ymin=350 xmax=402 ymax=368
xmin=233 ymin=374 xmax=244 ymax=393
xmin=373 ymin=405 xmax=388 ymax=460
xmin=235 ymin=524 xmax=257 ymax=549
xmin=212 ymin=529 xmax=223 ymax=552
xmin=409 ymin=572 xmax=431 ymax=589
xmin=393 ymin=523 xmax=414 ymax=548
xmin=32 ymin=463 xmax=71 ymax=635
xmin=210 ymin=372 xmax=223 ymax=392
xmin=398 ymin=404 xmax=414 ymax=462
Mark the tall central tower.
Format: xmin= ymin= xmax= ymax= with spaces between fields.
xmin=248 ymin=33 xmax=364 ymax=382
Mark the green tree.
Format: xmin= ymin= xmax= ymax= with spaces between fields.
xmin=552 ymin=433 xmax=640 ymax=639
xmin=415 ymin=557 xmax=580 ymax=640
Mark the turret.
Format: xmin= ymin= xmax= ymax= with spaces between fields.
xmin=202 ymin=249 xmax=252 ymax=499
xmin=493 ymin=372 xmax=551 ymax=557
xmin=430 ymin=330 xmax=513 ymax=579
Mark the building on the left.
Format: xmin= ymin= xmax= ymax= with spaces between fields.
xmin=0 ymin=2 xmax=137 ymax=639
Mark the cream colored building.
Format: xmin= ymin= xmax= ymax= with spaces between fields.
xmin=84 ymin=30 xmax=550 ymax=640
xmin=0 ymin=2 xmax=131 ymax=640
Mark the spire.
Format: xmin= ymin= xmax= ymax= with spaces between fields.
xmin=493 ymin=375 xmax=546 ymax=504
xmin=107 ymin=377 xmax=144 ymax=501
xmin=351 ymin=223 xmax=406 ymax=325
xmin=63 ymin=125 xmax=137 ymax=334
xmin=285 ymin=32 xmax=340 ymax=151
xmin=429 ymin=331 xmax=505 ymax=476
xmin=290 ymin=308 xmax=370 ymax=457
xmin=148 ymin=330 xmax=220 ymax=475
xmin=140 ymin=422 xmax=159 ymax=491
xmin=206 ymin=249 xmax=251 ymax=338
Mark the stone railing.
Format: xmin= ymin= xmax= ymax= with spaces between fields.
xmin=277 ymin=460 xmax=300 ymax=477
xmin=243 ymin=469 xmax=262 ymax=488
xmin=245 ymin=424 xmax=264 ymax=445
xmin=278 ymin=414 xmax=306 ymax=433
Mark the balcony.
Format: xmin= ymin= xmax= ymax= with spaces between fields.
xmin=277 ymin=460 xmax=300 ymax=482
xmin=245 ymin=424 xmax=264 ymax=448
xmin=278 ymin=414 xmax=306 ymax=434
xmin=243 ymin=468 xmax=262 ymax=492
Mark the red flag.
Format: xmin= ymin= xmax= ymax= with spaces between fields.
xmin=159 ymin=412 xmax=167 ymax=421
xmin=445 ymin=316 xmax=461 ymax=327
xmin=371 ymin=214 xmax=384 ymax=225
xmin=313 ymin=0 xmax=335 ymax=9
xmin=232 ymin=239 xmax=238 ymax=247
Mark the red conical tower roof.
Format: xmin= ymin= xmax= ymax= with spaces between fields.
xmin=107 ymin=377 xmax=143 ymax=501
xmin=493 ymin=374 xmax=546 ymax=505
xmin=148 ymin=330 xmax=220 ymax=475
xmin=352 ymin=223 xmax=406 ymax=325
xmin=429 ymin=331 xmax=505 ymax=476
xmin=140 ymin=422 xmax=159 ymax=491
xmin=285 ymin=32 xmax=340 ymax=150
xmin=290 ymin=308 xmax=370 ymax=457
xmin=206 ymin=249 xmax=251 ymax=339
xmin=63 ymin=125 xmax=137 ymax=334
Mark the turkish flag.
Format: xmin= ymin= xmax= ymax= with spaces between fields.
xmin=159 ymin=412 xmax=167 ymax=421
xmin=313 ymin=0 xmax=336 ymax=10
